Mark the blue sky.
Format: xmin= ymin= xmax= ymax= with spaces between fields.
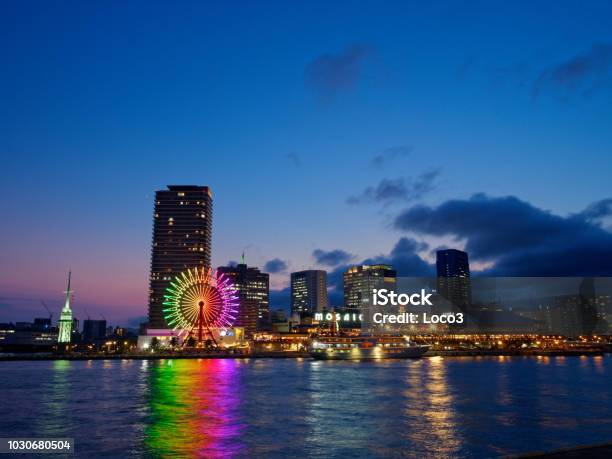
xmin=1 ymin=1 xmax=612 ymax=324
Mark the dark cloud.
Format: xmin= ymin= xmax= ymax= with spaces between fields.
xmin=226 ymin=260 xmax=238 ymax=267
xmin=304 ymin=44 xmax=370 ymax=103
xmin=533 ymin=43 xmax=612 ymax=99
xmin=363 ymin=237 xmax=433 ymax=277
xmin=312 ymin=249 xmax=355 ymax=267
xmin=371 ymin=145 xmax=412 ymax=168
xmin=393 ymin=193 xmax=612 ymax=276
xmin=579 ymin=198 xmax=612 ymax=222
xmin=347 ymin=169 xmax=440 ymax=206
xmin=285 ymin=152 xmax=301 ymax=167
xmin=264 ymin=258 xmax=288 ymax=273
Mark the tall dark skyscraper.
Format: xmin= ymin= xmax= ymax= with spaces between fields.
xmin=436 ymin=249 xmax=471 ymax=310
xmin=218 ymin=260 xmax=269 ymax=334
xmin=291 ymin=270 xmax=328 ymax=316
xmin=148 ymin=185 xmax=213 ymax=329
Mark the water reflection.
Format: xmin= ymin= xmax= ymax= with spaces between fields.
xmin=38 ymin=360 xmax=71 ymax=437
xmin=403 ymin=357 xmax=463 ymax=457
xmin=145 ymin=359 xmax=244 ymax=458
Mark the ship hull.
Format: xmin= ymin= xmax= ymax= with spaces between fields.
xmin=311 ymin=345 xmax=429 ymax=360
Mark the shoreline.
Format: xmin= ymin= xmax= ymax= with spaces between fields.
xmin=0 ymin=349 xmax=606 ymax=362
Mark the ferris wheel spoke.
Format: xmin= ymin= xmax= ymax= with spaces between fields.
xmin=163 ymin=267 xmax=239 ymax=339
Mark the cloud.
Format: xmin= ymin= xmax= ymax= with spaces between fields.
xmin=285 ymin=152 xmax=301 ymax=167
xmin=393 ymin=193 xmax=612 ymax=276
xmin=304 ymin=44 xmax=370 ymax=103
xmin=579 ymin=198 xmax=612 ymax=222
xmin=363 ymin=237 xmax=432 ymax=276
xmin=264 ymin=258 xmax=288 ymax=273
xmin=371 ymin=145 xmax=412 ymax=168
xmin=312 ymin=249 xmax=355 ymax=267
xmin=533 ymin=43 xmax=612 ymax=99
xmin=347 ymin=169 xmax=440 ymax=206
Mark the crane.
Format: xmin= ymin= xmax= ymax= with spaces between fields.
xmin=41 ymin=301 xmax=53 ymax=322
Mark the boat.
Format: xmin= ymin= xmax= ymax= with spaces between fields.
xmin=310 ymin=334 xmax=430 ymax=360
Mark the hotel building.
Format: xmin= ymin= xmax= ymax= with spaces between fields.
xmin=147 ymin=185 xmax=213 ymax=329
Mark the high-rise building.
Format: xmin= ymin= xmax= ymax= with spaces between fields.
xmin=57 ymin=271 xmax=73 ymax=344
xmin=148 ymin=185 xmax=213 ymax=328
xmin=218 ymin=259 xmax=269 ymax=334
xmin=436 ymin=249 xmax=471 ymax=310
xmin=344 ymin=265 xmax=397 ymax=314
xmin=291 ymin=270 xmax=328 ymax=315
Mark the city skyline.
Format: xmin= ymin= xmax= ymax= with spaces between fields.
xmin=2 ymin=1 xmax=612 ymax=324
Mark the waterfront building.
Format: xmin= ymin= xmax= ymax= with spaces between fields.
xmin=147 ymin=185 xmax=213 ymax=328
xmin=343 ymin=265 xmax=397 ymax=318
xmin=251 ymin=331 xmax=310 ymax=352
xmin=291 ymin=270 xmax=328 ymax=316
xmin=0 ymin=324 xmax=57 ymax=351
xmin=136 ymin=327 xmax=245 ymax=350
xmin=137 ymin=328 xmax=181 ymax=350
xmin=436 ymin=249 xmax=472 ymax=310
xmin=218 ymin=258 xmax=269 ymax=334
xmin=82 ymin=319 xmax=107 ymax=342
xmin=57 ymin=271 xmax=73 ymax=344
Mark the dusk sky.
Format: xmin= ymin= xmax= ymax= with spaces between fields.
xmin=2 ymin=1 xmax=612 ymax=325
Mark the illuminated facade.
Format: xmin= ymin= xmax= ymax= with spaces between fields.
xmin=343 ymin=265 xmax=397 ymax=314
xmin=148 ymin=185 xmax=213 ymax=328
xmin=291 ymin=270 xmax=328 ymax=315
xmin=218 ymin=261 xmax=269 ymax=333
xmin=57 ymin=271 xmax=73 ymax=344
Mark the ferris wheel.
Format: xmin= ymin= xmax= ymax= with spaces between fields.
xmin=163 ymin=267 xmax=238 ymax=346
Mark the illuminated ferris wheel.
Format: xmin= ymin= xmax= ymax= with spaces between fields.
xmin=163 ymin=267 xmax=238 ymax=346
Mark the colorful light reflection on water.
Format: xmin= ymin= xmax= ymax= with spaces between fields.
xmin=145 ymin=359 xmax=244 ymax=458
